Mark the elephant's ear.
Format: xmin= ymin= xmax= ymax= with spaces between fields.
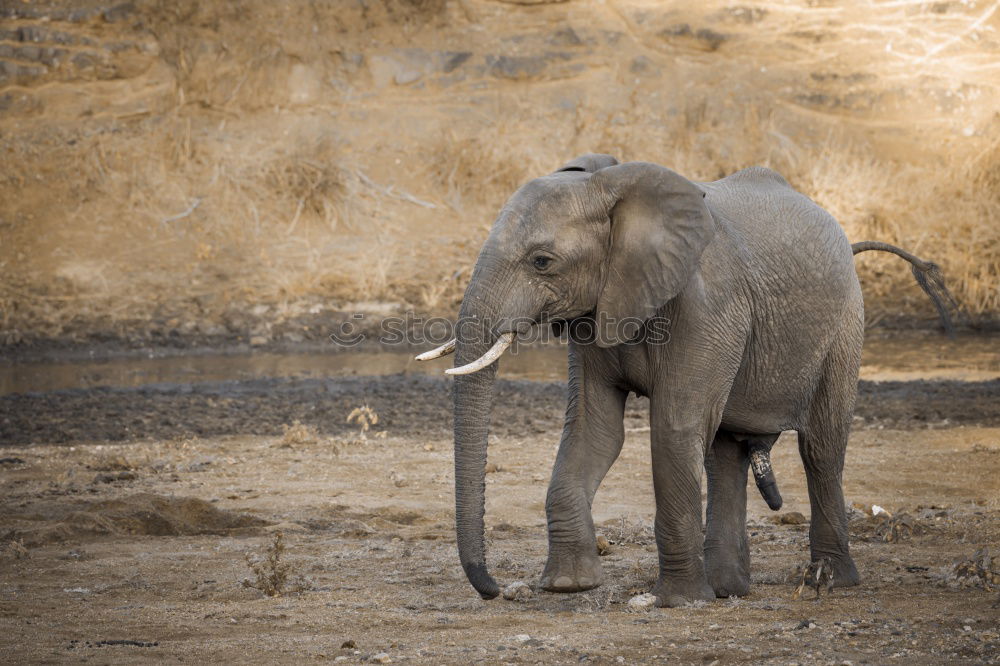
xmin=590 ymin=162 xmax=716 ymax=346
xmin=554 ymin=153 xmax=619 ymax=174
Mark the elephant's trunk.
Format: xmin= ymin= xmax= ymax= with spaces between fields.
xmin=452 ymin=284 xmax=504 ymax=599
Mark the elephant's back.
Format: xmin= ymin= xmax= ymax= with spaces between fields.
xmin=702 ymin=166 xmax=857 ymax=288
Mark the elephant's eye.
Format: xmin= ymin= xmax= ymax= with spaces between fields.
xmin=532 ymin=255 xmax=553 ymax=271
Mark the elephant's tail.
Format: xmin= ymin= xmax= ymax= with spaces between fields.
xmin=851 ymin=241 xmax=959 ymax=336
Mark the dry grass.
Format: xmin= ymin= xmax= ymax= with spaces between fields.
xmin=428 ymin=124 xmax=551 ymax=214
xmin=279 ymin=421 xmax=323 ymax=449
xmin=346 ymin=405 xmax=381 ymax=441
xmin=242 ymin=531 xmax=292 ymax=597
xmin=1 ymin=0 xmax=998 ymax=343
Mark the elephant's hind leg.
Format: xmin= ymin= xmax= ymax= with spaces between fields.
xmin=797 ymin=342 xmax=861 ymax=587
xmin=704 ymin=430 xmax=760 ymax=597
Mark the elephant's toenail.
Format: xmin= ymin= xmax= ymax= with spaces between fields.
xmin=553 ymin=576 xmax=574 ymax=589
xmin=659 ymin=594 xmax=688 ymax=608
xmin=578 ymin=577 xmax=593 ymax=588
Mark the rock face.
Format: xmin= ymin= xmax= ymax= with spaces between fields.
xmin=0 ymin=2 xmax=171 ymax=117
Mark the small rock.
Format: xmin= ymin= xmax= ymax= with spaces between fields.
xmin=249 ymin=335 xmax=268 ymax=346
xmin=513 ymin=634 xmax=531 ymax=643
xmin=486 ymin=54 xmax=548 ymax=80
xmin=502 ymin=581 xmax=533 ymax=602
xmin=340 ymin=640 xmax=357 ymax=649
xmin=779 ymin=512 xmax=807 ymax=525
xmin=627 ymin=593 xmax=657 ymax=609
xmin=372 ymin=653 xmax=392 ymax=664
xmin=596 ymin=535 xmax=612 ymax=556
xmin=484 ymin=463 xmax=501 ymax=474
xmin=394 ymin=69 xmax=422 ymax=85
xmin=92 ymin=471 xmax=137 ymax=484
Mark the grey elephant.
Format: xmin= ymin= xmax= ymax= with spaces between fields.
xmin=416 ymin=154 xmax=956 ymax=606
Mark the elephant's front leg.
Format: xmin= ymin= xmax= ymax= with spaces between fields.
xmin=541 ymin=365 xmax=627 ymax=593
xmin=649 ymin=403 xmax=716 ymax=607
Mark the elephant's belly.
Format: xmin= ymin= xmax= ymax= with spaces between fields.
xmin=720 ymin=280 xmax=862 ymax=433
xmin=719 ymin=398 xmax=800 ymax=435
xmin=719 ymin=348 xmax=827 ymax=433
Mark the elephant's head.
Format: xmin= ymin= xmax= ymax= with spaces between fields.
xmin=419 ymin=155 xmax=717 ymax=598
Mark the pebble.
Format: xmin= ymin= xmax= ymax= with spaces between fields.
xmin=513 ymin=634 xmax=531 ymax=643
xmin=372 ymin=653 xmax=391 ymax=664
xmin=502 ymin=581 xmax=533 ymax=602
xmin=627 ymin=593 xmax=657 ymax=609
xmin=93 ymin=471 xmax=137 ymax=484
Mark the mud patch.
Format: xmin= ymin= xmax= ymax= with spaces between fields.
xmin=1 ymin=375 xmax=997 ymax=446
xmin=3 ymin=493 xmax=269 ymax=546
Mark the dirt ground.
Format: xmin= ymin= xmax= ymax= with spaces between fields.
xmin=2 ymin=337 xmax=999 ymax=664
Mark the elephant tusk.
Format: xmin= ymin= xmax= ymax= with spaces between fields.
xmin=415 ymin=338 xmax=456 ymax=361
xmin=445 ymin=332 xmax=515 ymax=376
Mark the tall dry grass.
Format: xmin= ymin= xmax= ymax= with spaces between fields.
xmin=1 ymin=0 xmax=997 ymax=343
xmin=423 ymin=100 xmax=999 ymax=320
xmin=3 ymin=101 xmax=996 ymax=341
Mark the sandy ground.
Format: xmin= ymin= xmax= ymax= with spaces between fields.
xmin=1 ymin=354 xmax=999 ymax=663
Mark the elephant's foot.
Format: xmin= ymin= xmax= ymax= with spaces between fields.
xmin=705 ymin=542 xmax=750 ymax=598
xmin=540 ymin=550 xmax=603 ymax=592
xmin=651 ymin=576 xmax=715 ymax=608
xmin=820 ymin=552 xmax=859 ymax=587
xmin=802 ymin=550 xmax=859 ymax=590
xmin=705 ymin=561 xmax=750 ymax=598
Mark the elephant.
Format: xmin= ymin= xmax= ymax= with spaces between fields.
xmin=415 ymin=154 xmax=956 ymax=606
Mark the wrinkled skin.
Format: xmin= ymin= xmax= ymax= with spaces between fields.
xmin=451 ymin=154 xmax=908 ymax=606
